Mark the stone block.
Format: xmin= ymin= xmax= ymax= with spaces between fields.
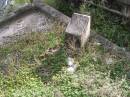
xmin=66 ymin=13 xmax=91 ymax=47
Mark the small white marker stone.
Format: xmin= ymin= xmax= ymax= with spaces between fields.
xmin=67 ymin=57 xmax=77 ymax=74
xmin=67 ymin=57 xmax=74 ymax=66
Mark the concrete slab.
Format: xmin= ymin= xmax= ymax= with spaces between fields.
xmin=0 ymin=11 xmax=54 ymax=45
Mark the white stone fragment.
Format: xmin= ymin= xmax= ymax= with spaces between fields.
xmin=67 ymin=57 xmax=77 ymax=74
xmin=105 ymin=58 xmax=113 ymax=65
xmin=67 ymin=57 xmax=74 ymax=66
xmin=67 ymin=65 xmax=77 ymax=74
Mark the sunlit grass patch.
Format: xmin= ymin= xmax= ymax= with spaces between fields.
xmin=0 ymin=30 xmax=129 ymax=97
xmin=0 ymin=31 xmax=65 ymax=97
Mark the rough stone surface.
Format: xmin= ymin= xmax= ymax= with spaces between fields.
xmin=0 ymin=11 xmax=54 ymax=45
xmin=0 ymin=1 xmax=70 ymax=45
xmin=66 ymin=13 xmax=91 ymax=47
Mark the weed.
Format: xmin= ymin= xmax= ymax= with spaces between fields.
xmin=0 ymin=30 xmax=129 ymax=97
xmin=44 ymin=0 xmax=130 ymax=50
xmin=0 ymin=1 xmax=130 ymax=96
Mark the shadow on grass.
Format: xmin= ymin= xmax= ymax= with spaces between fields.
xmin=35 ymin=47 xmax=67 ymax=83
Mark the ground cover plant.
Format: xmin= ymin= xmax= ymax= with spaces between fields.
xmin=0 ymin=25 xmax=130 ymax=96
xmin=0 ymin=0 xmax=130 ymax=97
xmin=44 ymin=0 xmax=130 ymax=50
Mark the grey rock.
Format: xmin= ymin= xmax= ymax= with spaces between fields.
xmin=0 ymin=12 xmax=54 ymax=45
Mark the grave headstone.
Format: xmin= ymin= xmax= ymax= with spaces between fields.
xmin=66 ymin=13 xmax=91 ymax=47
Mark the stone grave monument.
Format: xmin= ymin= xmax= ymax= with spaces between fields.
xmin=66 ymin=13 xmax=91 ymax=47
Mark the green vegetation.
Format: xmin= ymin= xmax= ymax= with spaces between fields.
xmin=0 ymin=0 xmax=130 ymax=97
xmin=0 ymin=31 xmax=65 ymax=97
xmin=44 ymin=0 xmax=130 ymax=50
xmin=0 ymin=28 xmax=130 ymax=96
xmin=80 ymin=4 xmax=130 ymax=49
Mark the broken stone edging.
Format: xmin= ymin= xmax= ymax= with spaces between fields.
xmin=0 ymin=0 xmax=130 ymax=61
xmin=91 ymin=32 xmax=130 ymax=61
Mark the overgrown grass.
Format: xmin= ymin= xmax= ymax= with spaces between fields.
xmin=0 ymin=31 xmax=65 ymax=97
xmin=8 ymin=0 xmax=130 ymax=50
xmin=44 ymin=0 xmax=130 ymax=50
xmin=0 ymin=0 xmax=130 ymax=97
xmin=0 ymin=30 xmax=130 ymax=97
xmin=80 ymin=4 xmax=130 ymax=49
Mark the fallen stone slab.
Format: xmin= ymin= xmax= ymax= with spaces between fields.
xmin=0 ymin=11 xmax=54 ymax=45
xmin=66 ymin=13 xmax=91 ymax=47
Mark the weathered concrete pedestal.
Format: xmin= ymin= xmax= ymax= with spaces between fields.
xmin=66 ymin=13 xmax=91 ymax=47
